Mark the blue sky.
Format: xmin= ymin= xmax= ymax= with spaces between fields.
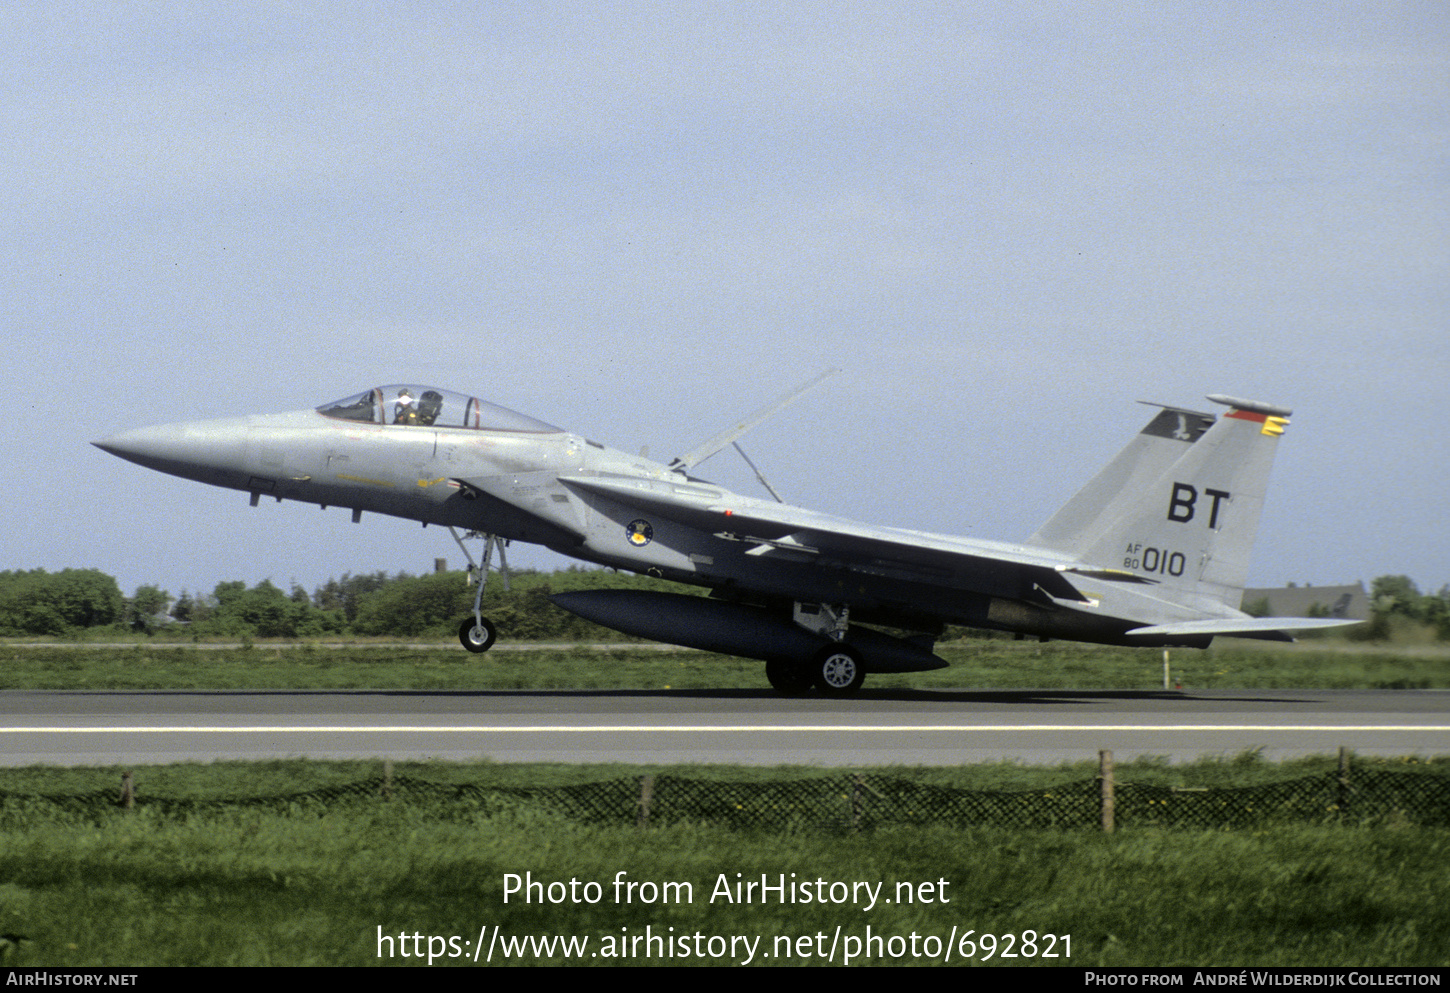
xmin=4 ymin=2 xmax=1446 ymax=601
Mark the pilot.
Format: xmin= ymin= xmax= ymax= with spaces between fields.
xmin=394 ymin=389 xmax=418 ymax=425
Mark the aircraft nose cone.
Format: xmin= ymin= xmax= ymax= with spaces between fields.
xmin=93 ymin=419 xmax=252 ymax=486
xmin=92 ymin=429 xmax=151 ymax=462
xmin=94 ymin=424 xmax=201 ymax=469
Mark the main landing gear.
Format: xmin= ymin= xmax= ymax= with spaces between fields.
xmin=811 ymin=643 xmax=865 ymax=694
xmin=766 ymin=601 xmax=867 ymax=696
xmin=765 ymin=643 xmax=867 ymax=696
xmin=765 ymin=657 xmax=815 ymax=695
xmin=451 ymin=527 xmax=508 ymax=654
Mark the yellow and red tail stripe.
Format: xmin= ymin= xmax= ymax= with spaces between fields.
xmin=1225 ymin=407 xmax=1290 ymax=436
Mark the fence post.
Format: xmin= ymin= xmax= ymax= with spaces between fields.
xmin=637 ymin=775 xmax=654 ymax=829
xmin=1099 ymin=750 xmax=1114 ymax=833
xmin=851 ymin=774 xmax=864 ymax=832
xmin=119 ymin=770 xmax=134 ymax=811
xmin=1337 ymin=746 xmax=1351 ymax=818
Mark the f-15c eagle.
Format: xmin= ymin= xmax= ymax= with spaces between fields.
xmin=94 ymin=377 xmax=1354 ymax=694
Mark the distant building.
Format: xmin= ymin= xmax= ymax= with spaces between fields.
xmin=1240 ymin=582 xmax=1369 ymax=621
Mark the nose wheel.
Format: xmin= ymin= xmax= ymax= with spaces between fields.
xmin=459 ymin=617 xmax=497 ymax=653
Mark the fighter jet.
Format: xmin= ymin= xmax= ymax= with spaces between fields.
xmin=93 ymin=378 xmax=1355 ymax=694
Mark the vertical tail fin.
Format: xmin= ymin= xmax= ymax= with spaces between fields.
xmin=1088 ymin=395 xmax=1292 ymax=608
xmin=1033 ymin=395 xmax=1293 ymax=611
xmin=1029 ymin=403 xmax=1215 ymax=554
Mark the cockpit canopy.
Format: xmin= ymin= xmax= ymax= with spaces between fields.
xmin=317 ymin=385 xmax=561 ymax=433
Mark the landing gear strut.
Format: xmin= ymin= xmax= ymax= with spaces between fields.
xmin=451 ymin=527 xmax=509 ymax=653
xmin=780 ymin=601 xmax=866 ymax=695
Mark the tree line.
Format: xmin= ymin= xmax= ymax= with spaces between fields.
xmin=1357 ymin=575 xmax=1450 ymax=641
xmin=0 ymin=567 xmax=681 ymax=642
xmin=1 ymin=567 xmax=1446 ymax=642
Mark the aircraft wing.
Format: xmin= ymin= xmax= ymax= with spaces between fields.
xmin=559 ymin=474 xmax=1089 ymax=603
xmin=561 ymin=473 xmax=1354 ymax=642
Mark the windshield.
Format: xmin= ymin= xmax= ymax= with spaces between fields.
xmin=317 ymin=385 xmax=561 ymax=432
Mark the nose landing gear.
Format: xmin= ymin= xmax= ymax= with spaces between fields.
xmin=451 ymin=527 xmax=509 ymax=653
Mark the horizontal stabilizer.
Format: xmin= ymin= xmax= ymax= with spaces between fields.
xmin=1126 ymin=617 xmax=1361 ymax=639
xmin=1055 ymin=566 xmax=1159 ymax=584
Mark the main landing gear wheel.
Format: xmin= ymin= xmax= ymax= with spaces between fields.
xmin=459 ymin=617 xmax=497 ymax=653
xmin=811 ymin=644 xmax=866 ymax=695
xmin=765 ymin=657 xmax=815 ymax=696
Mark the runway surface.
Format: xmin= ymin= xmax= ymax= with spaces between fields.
xmin=3 ymin=688 xmax=1447 ymax=766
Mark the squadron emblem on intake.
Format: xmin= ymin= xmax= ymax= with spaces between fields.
xmin=625 ymin=519 xmax=654 ymax=547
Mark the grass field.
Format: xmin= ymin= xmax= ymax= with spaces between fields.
xmin=1 ymin=757 xmax=1447 ymax=968
xmin=3 ymin=637 xmax=1448 ymax=691
xmin=3 ymin=639 xmax=1446 ymax=968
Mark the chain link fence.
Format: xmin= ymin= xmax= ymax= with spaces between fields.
xmin=4 ymin=760 xmax=1446 ymax=831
